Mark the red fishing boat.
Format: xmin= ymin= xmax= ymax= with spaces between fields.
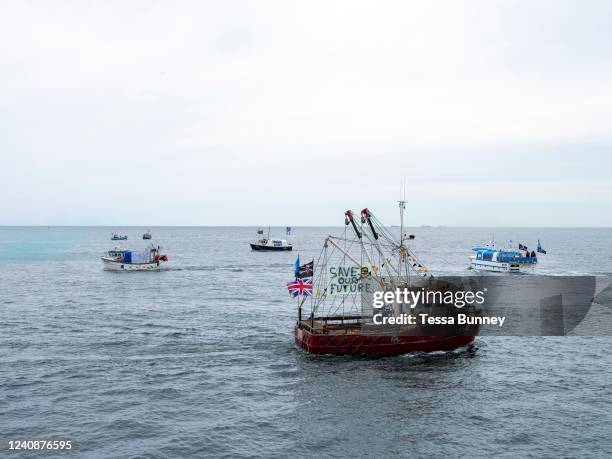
xmin=295 ymin=324 xmax=475 ymax=355
xmin=293 ymin=201 xmax=478 ymax=356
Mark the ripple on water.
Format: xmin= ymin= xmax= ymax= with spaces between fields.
xmin=2 ymin=227 xmax=612 ymax=457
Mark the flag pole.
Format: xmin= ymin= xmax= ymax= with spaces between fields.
xmin=297 ymin=283 xmax=301 ymax=323
xmin=296 ymin=253 xmax=301 ymax=323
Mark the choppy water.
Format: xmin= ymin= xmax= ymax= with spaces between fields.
xmin=2 ymin=226 xmax=612 ymax=458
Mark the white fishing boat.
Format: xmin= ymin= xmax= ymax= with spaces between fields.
xmin=101 ymin=245 xmax=168 ymax=271
xmin=250 ymin=227 xmax=292 ymax=251
xmin=111 ymin=232 xmax=128 ymax=241
xmin=250 ymin=237 xmax=292 ymax=251
xmin=469 ymin=240 xmax=546 ymax=273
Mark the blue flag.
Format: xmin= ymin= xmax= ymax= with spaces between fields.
xmin=294 ymin=255 xmax=300 ymax=277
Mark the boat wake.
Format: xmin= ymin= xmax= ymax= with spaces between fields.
xmin=166 ymin=263 xmax=289 ymax=272
xmin=162 ymin=266 xmax=216 ymax=272
xmin=399 ymin=342 xmax=479 ymax=360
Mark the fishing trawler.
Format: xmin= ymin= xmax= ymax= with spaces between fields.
xmin=470 ymin=240 xmax=546 ymax=273
xmin=143 ymin=230 xmax=152 ymax=240
xmin=111 ymin=232 xmax=128 ymax=241
xmin=293 ymin=202 xmax=478 ymax=355
xmin=251 ymin=227 xmax=292 ymax=251
xmin=101 ymin=245 xmax=168 ymax=271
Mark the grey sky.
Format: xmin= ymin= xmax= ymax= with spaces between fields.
xmin=1 ymin=0 xmax=611 ymax=226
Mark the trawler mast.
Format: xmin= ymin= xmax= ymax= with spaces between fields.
xmin=347 ymin=203 xmax=432 ymax=282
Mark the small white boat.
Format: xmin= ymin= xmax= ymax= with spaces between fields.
xmin=470 ymin=240 xmax=545 ymax=273
xmin=111 ymin=232 xmax=128 ymax=241
xmin=250 ymin=237 xmax=293 ymax=251
xmin=250 ymin=226 xmax=293 ymax=251
xmin=143 ymin=230 xmax=152 ymax=240
xmin=102 ymin=245 xmax=168 ymax=271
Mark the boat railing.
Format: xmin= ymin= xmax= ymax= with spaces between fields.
xmin=300 ymin=315 xmax=370 ymax=333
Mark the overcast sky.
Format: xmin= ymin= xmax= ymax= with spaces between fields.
xmin=1 ymin=0 xmax=611 ymax=226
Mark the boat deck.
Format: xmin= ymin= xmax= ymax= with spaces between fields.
xmin=297 ymin=313 xmax=476 ymax=337
xmin=298 ymin=317 xmax=364 ymax=335
xmin=298 ymin=317 xmax=422 ymax=335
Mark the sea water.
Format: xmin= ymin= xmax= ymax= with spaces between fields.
xmin=1 ymin=226 xmax=611 ymax=457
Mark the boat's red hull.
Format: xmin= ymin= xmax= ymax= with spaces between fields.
xmin=294 ymin=325 xmax=475 ymax=355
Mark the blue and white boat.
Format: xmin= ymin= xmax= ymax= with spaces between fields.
xmin=101 ymin=245 xmax=168 ymax=271
xmin=111 ymin=232 xmax=128 ymax=241
xmin=470 ymin=241 xmax=546 ymax=272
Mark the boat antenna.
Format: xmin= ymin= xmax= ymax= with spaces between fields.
xmin=399 ymin=179 xmax=406 ymax=247
xmin=397 ymin=195 xmax=406 ymax=247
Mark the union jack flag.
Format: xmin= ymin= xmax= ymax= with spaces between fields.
xmin=287 ymin=277 xmax=313 ymax=297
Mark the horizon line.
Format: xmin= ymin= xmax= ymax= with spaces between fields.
xmin=0 ymin=225 xmax=611 ymax=229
